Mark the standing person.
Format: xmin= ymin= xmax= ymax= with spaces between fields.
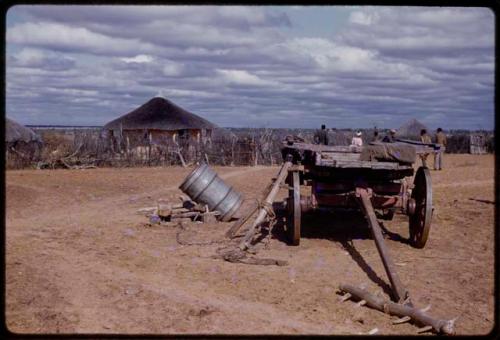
xmin=382 ymin=129 xmax=397 ymax=143
xmin=351 ymin=130 xmax=363 ymax=147
xmin=313 ymin=124 xmax=329 ymax=145
xmin=419 ymin=129 xmax=432 ymax=167
xmin=434 ymin=127 xmax=447 ymax=170
xmin=372 ymin=129 xmax=381 ymax=142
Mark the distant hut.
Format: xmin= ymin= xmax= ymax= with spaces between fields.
xmin=5 ymin=118 xmax=43 ymax=168
xmin=103 ymin=97 xmax=217 ymax=153
xmin=397 ymin=118 xmax=429 ymax=140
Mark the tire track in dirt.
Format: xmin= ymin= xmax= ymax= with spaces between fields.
xmin=23 ymin=231 xmax=352 ymax=334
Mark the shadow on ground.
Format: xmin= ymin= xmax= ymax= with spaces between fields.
xmin=267 ymin=201 xmax=412 ymax=298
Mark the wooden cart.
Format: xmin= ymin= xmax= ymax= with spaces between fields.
xmin=231 ymin=138 xmax=455 ymax=334
xmin=281 ymin=140 xmax=437 ymax=249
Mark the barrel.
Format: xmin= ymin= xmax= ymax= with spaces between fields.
xmin=179 ymin=163 xmax=243 ymax=222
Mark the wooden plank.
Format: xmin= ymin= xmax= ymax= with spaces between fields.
xmin=317 ymin=159 xmax=408 ymax=170
xmin=285 ymin=140 xmax=439 ymax=155
xmin=320 ymin=152 xmax=361 ymax=162
xmin=283 ymin=142 xmax=362 ymax=153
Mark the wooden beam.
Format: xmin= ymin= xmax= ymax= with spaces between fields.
xmin=338 ymin=284 xmax=456 ymax=335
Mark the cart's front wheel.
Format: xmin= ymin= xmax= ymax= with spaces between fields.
xmin=409 ymin=167 xmax=432 ymax=248
xmin=287 ymin=171 xmax=301 ymax=246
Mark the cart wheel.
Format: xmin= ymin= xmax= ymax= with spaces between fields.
xmin=409 ymin=167 xmax=432 ymax=248
xmin=287 ymin=171 xmax=301 ymax=246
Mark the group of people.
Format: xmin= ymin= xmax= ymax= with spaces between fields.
xmin=313 ymin=125 xmax=447 ymax=170
xmin=419 ymin=128 xmax=447 ymax=170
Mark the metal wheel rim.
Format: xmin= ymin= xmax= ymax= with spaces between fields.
xmin=409 ymin=167 xmax=432 ymax=248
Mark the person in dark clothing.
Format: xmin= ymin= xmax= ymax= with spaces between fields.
xmin=314 ymin=124 xmax=329 ymax=145
xmin=382 ymin=129 xmax=397 ymax=143
xmin=372 ymin=129 xmax=381 ymax=142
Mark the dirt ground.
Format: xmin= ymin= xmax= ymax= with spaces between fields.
xmin=6 ymin=154 xmax=495 ymax=335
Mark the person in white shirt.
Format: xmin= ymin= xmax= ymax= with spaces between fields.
xmin=351 ymin=131 xmax=363 ymax=147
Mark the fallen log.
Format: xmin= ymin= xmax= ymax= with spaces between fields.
xmin=338 ymin=284 xmax=456 ymax=335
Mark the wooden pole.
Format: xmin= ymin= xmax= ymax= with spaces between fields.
xmin=226 ymin=179 xmax=275 ymax=239
xmin=176 ymin=148 xmax=187 ymax=168
xmin=338 ymin=284 xmax=456 ymax=335
xmin=355 ymin=187 xmax=409 ymax=304
xmin=239 ymin=160 xmax=292 ymax=250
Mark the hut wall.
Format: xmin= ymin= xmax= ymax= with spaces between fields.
xmin=6 ymin=141 xmax=42 ymax=169
xmin=107 ymin=128 xmax=212 ymax=165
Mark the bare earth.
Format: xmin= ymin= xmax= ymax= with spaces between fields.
xmin=6 ymin=154 xmax=495 ymax=335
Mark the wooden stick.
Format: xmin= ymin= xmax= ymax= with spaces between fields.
xmin=226 ymin=179 xmax=275 ymax=239
xmin=239 ymin=160 xmax=292 ymax=250
xmin=339 ymin=284 xmax=456 ymax=335
xmin=355 ymin=187 xmax=409 ymax=304
xmin=176 ymin=149 xmax=187 ymax=168
xmin=226 ymin=202 xmax=259 ymax=238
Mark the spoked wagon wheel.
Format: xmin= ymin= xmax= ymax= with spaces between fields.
xmin=409 ymin=167 xmax=433 ymax=248
xmin=287 ymin=171 xmax=301 ymax=246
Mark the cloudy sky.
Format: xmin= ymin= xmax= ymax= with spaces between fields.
xmin=6 ymin=5 xmax=494 ymax=129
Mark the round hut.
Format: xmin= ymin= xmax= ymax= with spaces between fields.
xmin=397 ymin=118 xmax=429 ymax=140
xmin=6 ymin=118 xmax=43 ymax=168
xmin=104 ymin=97 xmax=217 ymax=149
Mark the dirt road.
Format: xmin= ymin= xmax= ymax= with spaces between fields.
xmin=6 ymin=154 xmax=495 ymax=335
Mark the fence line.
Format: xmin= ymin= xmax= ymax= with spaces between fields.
xmin=5 ymin=128 xmax=495 ymax=169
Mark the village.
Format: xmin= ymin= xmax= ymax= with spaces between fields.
xmin=5 ymin=95 xmax=496 ymax=335
xmin=5 ymin=5 xmax=496 ymax=338
xmin=5 ymin=96 xmax=494 ymax=170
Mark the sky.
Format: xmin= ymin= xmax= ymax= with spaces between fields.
xmin=5 ymin=5 xmax=495 ymax=129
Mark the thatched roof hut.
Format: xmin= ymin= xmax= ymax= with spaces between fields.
xmin=6 ymin=117 xmax=42 ymax=144
xmin=104 ymin=97 xmax=217 ymax=132
xmin=397 ymin=118 xmax=429 ymax=138
xmin=6 ymin=118 xmax=43 ymax=169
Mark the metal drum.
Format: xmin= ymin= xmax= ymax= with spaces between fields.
xmin=179 ymin=163 xmax=243 ymax=221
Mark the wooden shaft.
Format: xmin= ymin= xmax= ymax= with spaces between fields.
xmin=239 ymin=161 xmax=293 ymax=250
xmin=226 ymin=203 xmax=258 ymax=238
xmin=172 ymin=211 xmax=200 ymax=218
xmin=226 ymin=180 xmax=275 ymax=238
xmin=355 ymin=188 xmax=409 ymax=304
xmin=339 ymin=284 xmax=455 ymax=335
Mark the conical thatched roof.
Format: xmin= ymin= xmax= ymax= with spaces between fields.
xmin=5 ymin=118 xmax=42 ymax=143
xmin=104 ymin=97 xmax=217 ymax=131
xmin=397 ymin=118 xmax=429 ymax=137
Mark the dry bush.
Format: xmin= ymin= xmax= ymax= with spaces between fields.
xmin=39 ymin=131 xmax=74 ymax=160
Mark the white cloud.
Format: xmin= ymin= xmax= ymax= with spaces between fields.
xmin=5 ymin=6 xmax=495 ymax=128
xmin=121 ymin=54 xmax=154 ymax=63
xmin=349 ymin=11 xmax=379 ymax=25
xmin=162 ymin=60 xmax=185 ymax=76
xmin=7 ymin=21 xmax=158 ymax=57
xmin=216 ymin=69 xmax=276 ymax=87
